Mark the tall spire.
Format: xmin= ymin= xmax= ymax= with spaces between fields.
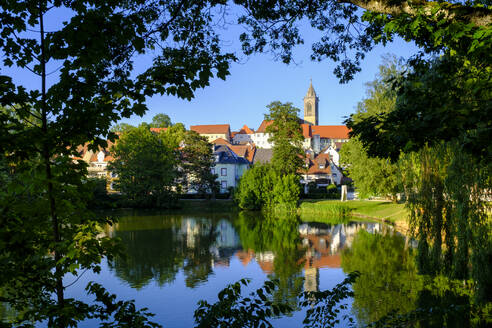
xmin=306 ymin=79 xmax=316 ymax=97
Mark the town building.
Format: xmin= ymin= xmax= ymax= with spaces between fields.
xmin=190 ymin=124 xmax=231 ymax=142
xmin=212 ymin=144 xmax=250 ymax=193
xmin=231 ymin=125 xmax=254 ymax=144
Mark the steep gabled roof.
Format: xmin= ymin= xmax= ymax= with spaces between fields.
xmin=190 ymin=124 xmax=230 ymax=135
xmin=238 ymin=124 xmax=254 ymax=134
xmin=212 ymin=138 xmax=231 ymax=145
xmin=214 ymin=145 xmax=249 ymax=165
xmin=311 ymin=125 xmax=350 ymax=139
xmin=305 ymin=153 xmax=332 ymax=175
xmin=256 ymin=120 xmax=273 ymax=133
xmin=228 ymin=144 xmax=256 ymax=163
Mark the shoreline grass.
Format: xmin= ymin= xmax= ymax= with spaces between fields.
xmin=299 ymin=199 xmax=409 ymax=223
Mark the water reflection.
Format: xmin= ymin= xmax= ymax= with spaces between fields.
xmin=108 ymin=212 xmax=387 ymax=293
xmin=107 ymin=214 xmax=241 ymax=289
xmin=341 ymin=229 xmax=421 ymax=325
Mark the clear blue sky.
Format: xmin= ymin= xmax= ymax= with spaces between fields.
xmin=131 ymin=38 xmax=418 ymax=131
xmin=1 ymin=7 xmax=420 ymax=132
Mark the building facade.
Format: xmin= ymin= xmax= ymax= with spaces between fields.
xmin=190 ymin=124 xmax=231 ymax=142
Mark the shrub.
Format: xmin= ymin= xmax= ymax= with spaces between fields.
xmin=235 ymin=164 xmax=300 ymax=210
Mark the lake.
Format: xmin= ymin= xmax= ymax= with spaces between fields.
xmin=63 ymin=210 xmax=417 ymax=327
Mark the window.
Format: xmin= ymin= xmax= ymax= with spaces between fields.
xmin=221 ymin=180 xmax=227 ymax=189
xmin=332 ymin=173 xmax=337 ymax=177
xmin=110 ymin=172 xmax=118 ymax=178
xmin=221 ymin=168 xmax=227 ymax=176
xmin=319 ymin=164 xmax=324 ymax=169
xmin=211 ymin=168 xmax=215 ymax=175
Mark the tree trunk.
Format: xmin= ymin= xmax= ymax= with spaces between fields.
xmin=39 ymin=2 xmax=65 ymax=326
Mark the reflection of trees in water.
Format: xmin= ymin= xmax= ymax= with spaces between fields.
xmin=108 ymin=215 xmax=238 ymax=289
xmin=235 ymin=212 xmax=305 ymax=310
xmin=182 ymin=221 xmax=218 ymax=288
xmin=341 ymin=230 xmax=422 ymax=325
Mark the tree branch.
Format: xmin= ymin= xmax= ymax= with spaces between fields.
xmin=338 ymin=0 xmax=492 ymax=27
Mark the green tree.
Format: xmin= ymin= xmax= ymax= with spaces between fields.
xmin=150 ymin=114 xmax=172 ymax=128
xmin=180 ymin=130 xmax=219 ymax=195
xmin=110 ymin=122 xmax=135 ymax=134
xmin=340 ymin=138 xmax=401 ymax=200
xmin=237 ymin=1 xmax=490 ymax=82
xmin=340 ymin=57 xmax=404 ymax=200
xmin=109 ymin=124 xmax=179 ymax=208
xmin=265 ymin=101 xmax=304 ymax=176
xmin=0 ymin=1 xmax=235 ymax=325
xmin=235 ymin=163 xmax=300 ymax=210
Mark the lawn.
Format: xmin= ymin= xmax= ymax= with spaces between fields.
xmin=300 ymin=199 xmax=409 ymax=223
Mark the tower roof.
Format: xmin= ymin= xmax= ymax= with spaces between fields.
xmin=305 ymin=80 xmax=317 ymax=97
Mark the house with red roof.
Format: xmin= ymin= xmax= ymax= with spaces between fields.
xmin=190 ymin=124 xmax=231 ymax=142
xmin=231 ymin=124 xmax=255 ymax=144
xmin=300 ymin=152 xmax=344 ymax=187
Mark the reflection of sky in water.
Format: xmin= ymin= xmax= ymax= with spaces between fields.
xmin=63 ymin=213 xmax=389 ymax=328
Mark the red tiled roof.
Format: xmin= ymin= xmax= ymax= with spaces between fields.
xmin=256 ymin=120 xmax=273 ymax=133
xmin=311 ymin=125 xmax=350 ymax=139
xmin=212 ymin=138 xmax=231 ymax=145
xmin=301 ymin=123 xmax=312 ymax=138
xmin=238 ymin=124 xmax=254 ymax=134
xmin=224 ymin=143 xmax=256 ymax=163
xmin=230 ymin=131 xmax=239 ymax=137
xmin=304 ymin=153 xmax=332 ymax=174
xmin=190 ymin=124 xmax=230 ymax=135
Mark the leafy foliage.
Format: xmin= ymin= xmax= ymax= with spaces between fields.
xmin=340 ymin=57 xmax=404 ymax=199
xmin=0 ymin=0 xmax=237 ymax=325
xmin=235 ymin=164 xmax=300 ymax=210
xmin=194 ymin=279 xmax=293 ymax=328
xmin=265 ymin=101 xmax=304 ymax=177
xmin=400 ymin=142 xmax=491 ymax=303
xmin=150 ymin=114 xmax=172 ymax=128
xmin=109 ymin=125 xmax=180 ymax=208
xmin=237 ymin=0 xmax=491 ymax=82
xmin=194 ymin=272 xmax=359 ymax=328
xmin=180 ymin=130 xmax=219 ymax=195
xmin=349 ymin=55 xmax=492 ymax=161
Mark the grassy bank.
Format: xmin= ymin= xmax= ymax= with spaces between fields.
xmin=299 ymin=200 xmax=409 ymax=223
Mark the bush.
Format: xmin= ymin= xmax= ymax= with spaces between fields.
xmin=235 ymin=164 xmax=301 ymax=210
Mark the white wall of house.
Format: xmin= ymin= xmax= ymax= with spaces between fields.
xmin=251 ymin=133 xmax=273 ymax=149
xmin=330 ymin=163 xmax=343 ymax=185
xmin=212 ymin=163 xmax=249 ymax=192
xmin=323 ymin=146 xmax=340 ymax=166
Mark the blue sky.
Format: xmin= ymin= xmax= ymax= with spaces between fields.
xmin=1 ymin=6 xmax=420 ymax=132
xmin=132 ymin=38 xmax=418 ymax=131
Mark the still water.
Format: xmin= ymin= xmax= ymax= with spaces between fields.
xmin=65 ymin=210 xmax=417 ymax=327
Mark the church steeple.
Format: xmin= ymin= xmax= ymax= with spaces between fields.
xmin=306 ymin=79 xmax=317 ymax=97
xmin=303 ymin=79 xmax=319 ymax=125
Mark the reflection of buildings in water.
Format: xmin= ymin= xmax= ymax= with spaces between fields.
xmin=210 ymin=247 xmax=238 ymax=268
xmin=234 ymin=222 xmax=387 ymax=282
xmin=214 ymin=219 xmax=241 ymax=248
xmin=177 ymin=218 xmax=241 ymax=250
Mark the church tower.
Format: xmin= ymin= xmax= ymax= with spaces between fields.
xmin=303 ymin=80 xmax=319 ymax=125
